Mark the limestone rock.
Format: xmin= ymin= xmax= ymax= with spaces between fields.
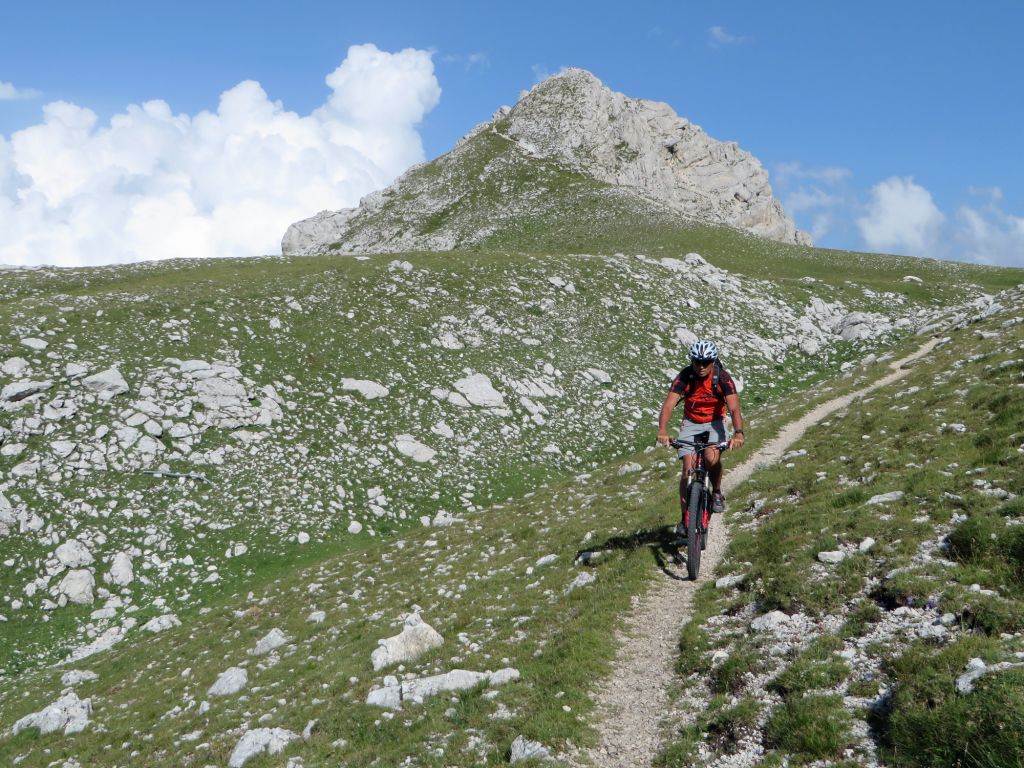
xmin=142 ymin=614 xmax=181 ymax=633
xmin=82 ymin=368 xmax=129 ymax=398
xmin=106 ymin=552 xmax=134 ymax=586
xmin=60 ymin=670 xmax=99 ymax=687
xmin=1 ymin=379 xmax=53 ymax=402
xmin=453 ymin=373 xmax=505 ymax=408
xmin=751 ymin=610 xmax=790 ymax=632
xmin=209 ymin=666 xmax=248 ymax=696
xmin=252 ymin=627 xmax=290 ymax=655
xmin=282 ymin=69 xmax=808 ymax=256
xmin=55 ymin=539 xmax=94 ymax=569
xmin=339 ymin=378 xmax=390 ymax=400
xmin=394 ymin=434 xmax=437 ymax=463
xmin=510 ymin=735 xmax=553 ymax=763
xmin=12 ymin=692 xmax=91 ymax=736
xmin=371 ymin=614 xmax=444 ymax=670
xmin=867 ymin=491 xmax=905 ymax=505
xmin=817 ymin=550 xmax=846 ymax=564
xmin=58 ymin=569 xmax=95 ymax=605
xmin=228 ymin=727 xmax=298 ymax=768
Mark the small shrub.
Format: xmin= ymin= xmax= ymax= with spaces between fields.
xmin=881 ymin=639 xmax=1024 ymax=767
xmin=769 ymin=657 xmax=849 ymax=699
xmin=706 ymin=697 xmax=761 ymax=754
xmin=841 ymin=600 xmax=882 ymax=638
xmin=947 ymin=514 xmax=1003 ymax=562
xmin=713 ymin=647 xmax=759 ymax=694
xmin=764 ymin=694 xmax=853 ymax=760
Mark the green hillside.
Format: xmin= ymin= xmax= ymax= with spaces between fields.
xmin=0 ymin=235 xmax=1021 ymax=766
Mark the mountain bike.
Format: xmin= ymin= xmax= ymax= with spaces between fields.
xmin=670 ymin=436 xmax=729 ymax=580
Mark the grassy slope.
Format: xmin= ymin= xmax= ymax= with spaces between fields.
xmin=656 ymin=286 xmax=1024 ymax=767
xmin=1 ymin=241 xmax=1020 ymax=765
xmin=2 ymin=246 xmax=952 ymax=676
xmin=0 ymin=304 xmax=979 ymax=768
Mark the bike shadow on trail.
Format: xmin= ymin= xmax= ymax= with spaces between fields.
xmin=576 ymin=525 xmax=689 ymax=581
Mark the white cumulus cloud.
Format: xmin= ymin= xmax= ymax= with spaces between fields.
xmin=0 ymin=43 xmax=441 ymax=267
xmin=709 ymin=26 xmax=745 ymax=47
xmin=857 ymin=176 xmax=945 ymax=256
xmin=0 ymin=80 xmax=41 ymax=100
xmin=954 ymin=192 xmax=1024 ymax=266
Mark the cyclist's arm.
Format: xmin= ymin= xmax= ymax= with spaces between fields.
xmin=724 ymin=393 xmax=745 ymax=448
xmin=657 ymin=391 xmax=681 ymax=445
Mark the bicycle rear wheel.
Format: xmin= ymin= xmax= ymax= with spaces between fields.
xmin=686 ymin=481 xmax=705 ymax=580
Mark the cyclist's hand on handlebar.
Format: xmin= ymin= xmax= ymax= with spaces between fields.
xmin=729 ymin=433 xmax=745 ymax=451
xmin=656 ymin=432 xmax=671 ymax=447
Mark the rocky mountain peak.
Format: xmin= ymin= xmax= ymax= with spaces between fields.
xmin=282 ymin=68 xmax=810 ymax=256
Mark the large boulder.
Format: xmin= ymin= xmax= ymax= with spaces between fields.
xmin=58 ymin=569 xmax=95 ymax=605
xmin=82 ymin=368 xmax=129 ymax=398
xmin=371 ymin=614 xmax=444 ymax=670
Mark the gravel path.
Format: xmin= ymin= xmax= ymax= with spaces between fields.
xmin=577 ymin=339 xmax=940 ymax=768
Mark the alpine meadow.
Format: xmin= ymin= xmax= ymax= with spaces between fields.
xmin=1 ymin=69 xmax=1022 ymax=768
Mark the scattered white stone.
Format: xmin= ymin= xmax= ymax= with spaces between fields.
xmin=1 ymin=357 xmax=30 ymax=376
xmin=453 ymin=373 xmax=505 ymax=408
xmin=339 ymin=378 xmax=389 ymax=400
xmin=751 ymin=610 xmax=790 ymax=632
xmin=867 ymin=491 xmax=905 ymax=505
xmin=347 ymin=520 xmax=363 ymax=535
xmin=535 ymin=554 xmax=558 ymax=567
xmin=859 ymin=537 xmax=876 ymax=552
xmin=64 ymin=625 xmax=127 ymax=662
xmin=1 ymin=379 xmax=53 ymax=402
xmin=585 ymin=368 xmax=612 ymax=384
xmin=106 ymin=552 xmax=134 ymax=586
xmin=55 ymin=539 xmax=94 ymax=569
xmin=367 ymin=667 xmax=521 ymax=708
xmin=371 ymin=614 xmax=444 ymax=671
xmin=58 ymin=569 xmax=95 ymax=605
xmin=431 ymin=420 xmax=455 ymax=439
xmin=617 ymin=462 xmax=642 ymax=475
xmin=715 ymin=574 xmax=745 ymax=589
xmin=20 ymin=337 xmax=48 ymax=351
xmin=142 ymin=614 xmax=181 ymax=633
xmin=510 ymin=735 xmax=553 ymax=763
xmin=817 ymin=550 xmax=846 ymax=564
xmin=82 ymin=368 xmax=129 ymax=398
xmin=209 ymin=666 xmax=248 ymax=696
xmin=307 ymin=610 xmax=326 ymax=624
xmin=567 ymin=571 xmax=596 ymax=592
xmin=394 ymin=434 xmax=437 ymax=463
xmin=66 ymin=362 xmax=89 ymax=379
xmin=12 ymin=692 xmax=91 ymax=736
xmin=60 ymin=670 xmax=98 ymax=687
xmin=252 ymin=628 xmax=290 ymax=655
xmin=228 ymin=727 xmax=299 ymax=768
xmin=902 ymin=275 xmax=923 ymax=284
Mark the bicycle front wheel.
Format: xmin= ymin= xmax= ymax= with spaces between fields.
xmin=686 ymin=481 xmax=704 ymax=580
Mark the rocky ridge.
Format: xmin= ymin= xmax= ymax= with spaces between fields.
xmin=282 ymin=69 xmax=809 ymax=256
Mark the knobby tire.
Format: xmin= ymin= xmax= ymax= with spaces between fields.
xmin=686 ymin=481 xmax=704 ymax=580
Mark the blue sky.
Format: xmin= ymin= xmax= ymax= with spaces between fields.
xmin=1 ymin=1 xmax=1021 ymax=266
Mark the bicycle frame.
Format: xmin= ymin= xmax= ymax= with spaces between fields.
xmin=669 ymin=435 xmax=728 ymax=579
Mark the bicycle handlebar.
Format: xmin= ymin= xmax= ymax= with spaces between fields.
xmin=668 ymin=438 xmax=730 ymax=452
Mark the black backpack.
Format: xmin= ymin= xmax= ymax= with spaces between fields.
xmin=680 ymin=359 xmax=727 ymax=400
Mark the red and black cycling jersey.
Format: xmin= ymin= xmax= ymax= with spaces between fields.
xmin=669 ymin=364 xmax=737 ymax=424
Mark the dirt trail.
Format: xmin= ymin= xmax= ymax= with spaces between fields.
xmin=578 ymin=339 xmax=940 ymax=768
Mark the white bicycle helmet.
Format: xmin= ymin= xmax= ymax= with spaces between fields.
xmin=688 ymin=339 xmax=719 ymax=361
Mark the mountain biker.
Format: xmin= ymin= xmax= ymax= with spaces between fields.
xmin=656 ymin=340 xmax=745 ymax=523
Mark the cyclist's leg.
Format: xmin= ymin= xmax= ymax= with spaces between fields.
xmin=705 ymin=419 xmax=728 ymax=493
xmin=680 ymin=453 xmax=696 ymax=516
xmin=706 ymin=447 xmax=722 ymax=492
